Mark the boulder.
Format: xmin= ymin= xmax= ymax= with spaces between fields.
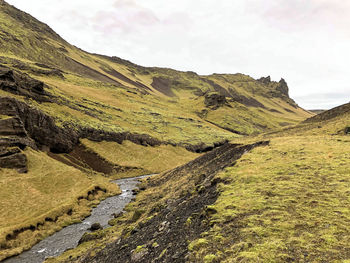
xmin=89 ymin=223 xmax=102 ymax=231
xmin=78 ymin=231 xmax=104 ymax=244
xmin=345 ymin=127 xmax=350 ymax=135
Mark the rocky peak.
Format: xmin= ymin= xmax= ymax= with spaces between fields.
xmin=277 ymin=78 xmax=289 ymax=96
xmin=257 ymin=76 xmax=271 ymax=85
xmin=258 ymin=76 xmax=290 ymax=97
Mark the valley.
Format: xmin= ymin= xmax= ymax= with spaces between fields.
xmin=0 ymin=1 xmax=349 ymax=262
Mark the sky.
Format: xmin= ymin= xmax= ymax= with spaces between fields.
xmin=6 ymin=0 xmax=350 ymax=109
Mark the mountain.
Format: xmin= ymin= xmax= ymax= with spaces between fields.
xmin=0 ymin=0 xmax=316 ymax=261
xmin=0 ymin=0 xmax=311 ymax=143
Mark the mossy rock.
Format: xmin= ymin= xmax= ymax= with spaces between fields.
xmin=345 ymin=127 xmax=350 ymax=134
xmin=78 ymin=231 xmax=105 ymax=244
xmin=131 ymin=209 xmax=144 ymax=222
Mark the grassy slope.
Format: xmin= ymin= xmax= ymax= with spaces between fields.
xmin=0 ymin=148 xmax=119 ymax=261
xmin=81 ymin=139 xmax=200 ymax=178
xmin=203 ymin=74 xmax=309 ymax=135
xmin=186 ymin=108 xmax=350 ymax=262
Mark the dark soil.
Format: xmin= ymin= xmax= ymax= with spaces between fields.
xmin=205 ymin=120 xmax=247 ymax=135
xmin=228 ymin=88 xmax=265 ymax=108
xmin=48 ymin=144 xmax=145 ymax=176
xmin=102 ymin=67 xmax=152 ymax=93
xmin=151 ymin=77 xmax=176 ymax=97
xmin=64 ymin=144 xmax=115 ymax=174
xmin=67 ymin=58 xmax=123 ymax=87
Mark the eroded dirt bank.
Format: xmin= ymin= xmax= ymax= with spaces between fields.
xmin=74 ymin=141 xmax=269 ymax=263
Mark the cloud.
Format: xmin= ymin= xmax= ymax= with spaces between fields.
xmin=91 ymin=0 xmax=192 ymax=35
xmin=245 ymin=0 xmax=350 ymax=36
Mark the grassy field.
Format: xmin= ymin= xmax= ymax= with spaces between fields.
xmin=0 ymin=148 xmax=119 ymax=261
xmin=187 ymin=133 xmax=350 ymax=262
xmin=81 ymin=139 xmax=200 ymax=178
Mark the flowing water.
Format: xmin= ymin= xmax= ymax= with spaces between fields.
xmin=4 ymin=175 xmax=151 ymax=263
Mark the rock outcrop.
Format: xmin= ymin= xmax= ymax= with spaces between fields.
xmin=257 ymin=75 xmax=271 ymax=85
xmin=0 ymin=96 xmax=78 ymax=153
xmin=0 ymin=66 xmax=52 ymax=102
xmin=0 ymin=116 xmax=27 ymax=137
xmin=258 ymin=76 xmax=289 ymax=96
xmin=277 ymin=78 xmax=289 ymax=96
xmin=204 ymin=92 xmax=227 ymax=109
xmin=0 ymin=116 xmax=32 ymax=172
xmin=0 ymin=146 xmax=27 ymax=173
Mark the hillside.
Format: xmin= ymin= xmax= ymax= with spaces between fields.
xmin=0 ymin=0 xmax=311 ymax=143
xmin=50 ymin=104 xmax=350 ymax=263
xmin=0 ymin=0 xmax=315 ymax=261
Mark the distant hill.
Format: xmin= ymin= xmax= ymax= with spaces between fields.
xmin=309 ymin=109 xmax=326 ymax=114
xmin=264 ymin=102 xmax=350 ymax=137
xmin=305 ymin=102 xmax=350 ymax=123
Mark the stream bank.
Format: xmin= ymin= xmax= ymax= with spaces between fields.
xmin=3 ymin=175 xmax=151 ymax=263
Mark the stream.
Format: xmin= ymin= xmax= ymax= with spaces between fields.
xmin=4 ymin=175 xmax=151 ymax=263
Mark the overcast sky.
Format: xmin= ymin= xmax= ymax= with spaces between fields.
xmin=6 ymin=0 xmax=350 ymax=109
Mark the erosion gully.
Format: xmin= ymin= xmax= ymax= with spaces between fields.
xmin=4 ymin=175 xmax=152 ymax=263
